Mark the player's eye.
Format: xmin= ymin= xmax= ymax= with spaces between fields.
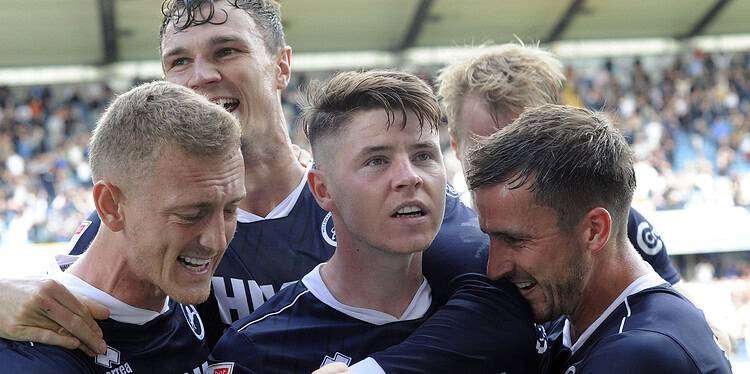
xmin=171 ymin=57 xmax=189 ymax=68
xmin=177 ymin=211 xmax=204 ymax=222
xmin=216 ymin=47 xmax=235 ymax=58
xmin=413 ymin=152 xmax=433 ymax=162
xmin=364 ymin=157 xmax=387 ymax=167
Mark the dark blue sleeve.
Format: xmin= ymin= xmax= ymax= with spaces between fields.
xmin=67 ymin=211 xmax=101 ymax=256
xmin=370 ymin=273 xmax=539 ymax=374
xmin=573 ymin=330 xmax=705 ymax=374
xmin=422 ymin=189 xmax=489 ymax=303
xmin=0 ymin=339 xmax=93 ymax=373
xmin=211 ymin=326 xmax=264 ymax=373
xmin=627 ymin=207 xmax=680 ymax=284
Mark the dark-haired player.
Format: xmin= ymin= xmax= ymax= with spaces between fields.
xmin=211 ymin=70 xmax=537 ymax=373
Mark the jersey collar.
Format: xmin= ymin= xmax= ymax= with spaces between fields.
xmin=302 ymin=263 xmax=432 ymax=325
xmin=236 ymin=164 xmax=311 ymax=223
xmin=563 ymin=270 xmax=667 ymax=354
xmin=54 ymin=268 xmax=170 ymax=325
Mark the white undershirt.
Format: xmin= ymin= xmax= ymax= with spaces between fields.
xmin=53 ymin=268 xmax=170 ymax=325
xmin=236 ymin=165 xmax=311 ymax=223
xmin=302 ymin=263 xmax=432 ymax=325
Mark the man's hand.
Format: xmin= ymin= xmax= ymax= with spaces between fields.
xmin=312 ymin=363 xmax=350 ymax=374
xmin=0 ymin=277 xmax=110 ymax=356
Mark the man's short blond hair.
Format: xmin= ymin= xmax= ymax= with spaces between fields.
xmin=89 ymin=81 xmax=241 ymax=186
xmin=437 ymin=43 xmax=565 ymax=140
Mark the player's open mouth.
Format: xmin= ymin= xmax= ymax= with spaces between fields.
xmin=178 ymin=255 xmax=210 ymax=272
xmin=391 ymin=205 xmax=425 ymax=218
xmin=514 ymin=280 xmax=536 ymax=291
xmin=210 ymin=97 xmax=240 ymax=113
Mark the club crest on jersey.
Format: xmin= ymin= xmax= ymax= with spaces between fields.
xmin=636 ymin=221 xmax=664 ymax=255
xmin=180 ymin=304 xmax=205 ymax=340
xmin=321 ymin=352 xmax=351 ymax=367
xmin=321 ymin=212 xmax=337 ymax=247
xmin=446 ymin=183 xmax=460 ymax=198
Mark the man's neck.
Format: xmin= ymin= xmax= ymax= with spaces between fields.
xmin=320 ymin=239 xmax=424 ymax=318
xmin=67 ymin=233 xmax=167 ymax=312
xmin=567 ymin=243 xmax=651 ymax=342
xmin=239 ymin=138 xmax=306 ymax=217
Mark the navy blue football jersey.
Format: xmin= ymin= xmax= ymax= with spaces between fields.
xmin=0 ymin=274 xmax=211 ymax=373
xmin=67 ymin=180 xmax=488 ymax=345
xmin=212 ymin=264 xmax=439 ymax=374
xmin=66 ymin=175 xmax=678 ymax=349
xmin=360 ymin=273 xmax=541 ymax=374
xmin=542 ymin=273 xmax=731 ymax=374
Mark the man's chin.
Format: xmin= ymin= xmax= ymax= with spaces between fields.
xmin=168 ymin=286 xmax=211 ymax=305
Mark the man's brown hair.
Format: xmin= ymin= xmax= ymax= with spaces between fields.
xmin=466 ymin=104 xmax=635 ymax=235
xmin=300 ymin=70 xmax=441 ymax=160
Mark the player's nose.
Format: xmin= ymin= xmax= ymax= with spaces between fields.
xmin=199 ymin=211 xmax=228 ymax=253
xmin=487 ymin=240 xmax=515 ymax=280
xmin=188 ymin=58 xmax=221 ymax=90
xmin=391 ymin=157 xmax=423 ymax=191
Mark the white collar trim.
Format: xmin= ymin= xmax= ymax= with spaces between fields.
xmin=54 ymin=270 xmax=170 ymax=325
xmin=563 ymin=270 xmax=666 ymax=353
xmin=301 ymin=263 xmax=432 ymax=325
xmin=236 ymin=165 xmax=311 ymax=223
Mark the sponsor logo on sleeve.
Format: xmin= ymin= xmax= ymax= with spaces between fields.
xmin=636 ymin=221 xmax=664 ymax=255
xmin=208 ymin=362 xmax=234 ymax=374
xmin=67 ymin=220 xmax=92 ymax=250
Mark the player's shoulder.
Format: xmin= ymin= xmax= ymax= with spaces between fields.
xmin=626 ymin=285 xmax=705 ymax=327
xmin=0 ymin=338 xmax=93 ymax=373
xmin=603 ymin=286 xmax=731 ymax=373
xmin=574 ymin=329 xmax=700 ymax=373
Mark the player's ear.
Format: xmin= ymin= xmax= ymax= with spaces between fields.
xmin=274 ymin=46 xmax=292 ymax=90
xmin=308 ymin=165 xmax=334 ymax=212
xmin=93 ymin=181 xmax=126 ymax=232
xmin=580 ymin=207 xmax=612 ymax=255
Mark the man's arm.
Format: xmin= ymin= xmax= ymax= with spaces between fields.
xmin=351 ymin=273 xmax=539 ymax=374
xmin=0 ymin=212 xmax=107 ymax=355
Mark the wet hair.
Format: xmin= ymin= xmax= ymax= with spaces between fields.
xmin=160 ymin=0 xmax=285 ymax=54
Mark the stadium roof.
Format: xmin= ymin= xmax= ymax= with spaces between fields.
xmin=2 ymin=0 xmax=750 ymax=83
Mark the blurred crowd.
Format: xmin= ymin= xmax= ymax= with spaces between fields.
xmin=0 ymin=84 xmax=112 ymax=245
xmin=566 ymin=51 xmax=750 ymax=210
xmin=2 ymin=50 xmax=750 ymax=247
xmin=679 ymin=253 xmax=750 ymax=358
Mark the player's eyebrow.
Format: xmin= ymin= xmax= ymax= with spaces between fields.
xmin=358 ymin=145 xmax=393 ymax=156
xmin=162 ymin=35 xmax=245 ymax=60
xmin=410 ymin=142 xmax=440 ymax=152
